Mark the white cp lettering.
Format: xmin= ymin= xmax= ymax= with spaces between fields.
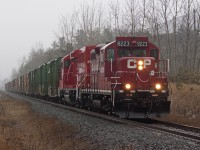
xmin=127 ymin=59 xmax=151 ymax=69
xmin=144 ymin=59 xmax=151 ymax=68
xmin=127 ymin=59 xmax=137 ymax=68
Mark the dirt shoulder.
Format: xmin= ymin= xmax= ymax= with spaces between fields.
xmin=0 ymin=92 xmax=94 ymax=150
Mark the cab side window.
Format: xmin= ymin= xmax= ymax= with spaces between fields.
xmin=100 ymin=50 xmax=104 ymax=63
xmin=107 ymin=48 xmax=114 ymax=62
xmin=91 ymin=51 xmax=96 ymax=60
xmin=64 ymin=60 xmax=70 ymax=68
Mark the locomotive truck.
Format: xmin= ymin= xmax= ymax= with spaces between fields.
xmin=5 ymin=37 xmax=171 ymax=118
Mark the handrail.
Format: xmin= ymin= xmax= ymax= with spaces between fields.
xmin=137 ymin=73 xmax=149 ymax=82
xmin=159 ymin=59 xmax=169 ymax=73
xmin=77 ymin=75 xmax=88 ymax=88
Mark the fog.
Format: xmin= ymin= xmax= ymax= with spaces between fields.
xmin=0 ymin=0 xmax=111 ymax=88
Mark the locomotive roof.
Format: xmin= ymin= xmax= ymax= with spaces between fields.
xmin=80 ymin=46 xmax=86 ymax=51
xmin=79 ymin=45 xmax=96 ymax=51
xmin=62 ymin=49 xmax=81 ymax=60
xmin=101 ymin=41 xmax=115 ymax=50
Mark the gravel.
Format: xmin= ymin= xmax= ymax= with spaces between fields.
xmin=11 ymin=94 xmax=200 ymax=150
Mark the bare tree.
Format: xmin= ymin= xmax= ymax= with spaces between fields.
xmin=141 ymin=0 xmax=146 ymax=33
xmin=145 ymin=0 xmax=160 ymax=44
xmin=172 ymin=0 xmax=179 ymax=74
xmin=182 ymin=0 xmax=193 ymax=68
xmin=109 ymin=0 xmax=122 ymax=36
xmin=18 ymin=56 xmax=27 ymax=76
xmin=74 ymin=1 xmax=106 ymax=47
xmin=159 ymin=0 xmax=173 ymax=58
xmin=57 ymin=11 xmax=78 ymax=48
xmin=11 ymin=68 xmax=19 ymax=80
xmin=192 ymin=8 xmax=200 ymax=72
xmin=123 ymin=0 xmax=139 ymax=36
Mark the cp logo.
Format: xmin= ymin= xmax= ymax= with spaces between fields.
xmin=127 ymin=59 xmax=151 ymax=69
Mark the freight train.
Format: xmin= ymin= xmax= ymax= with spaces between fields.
xmin=5 ymin=37 xmax=171 ymax=118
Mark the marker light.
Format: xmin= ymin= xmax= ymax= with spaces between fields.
xmin=155 ymin=83 xmax=161 ymax=90
xmin=125 ymin=83 xmax=131 ymax=90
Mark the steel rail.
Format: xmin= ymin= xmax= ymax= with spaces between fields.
xmin=149 ymin=119 xmax=200 ymax=133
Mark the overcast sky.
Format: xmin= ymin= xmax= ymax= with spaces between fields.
xmin=0 ymin=0 xmax=112 ymax=83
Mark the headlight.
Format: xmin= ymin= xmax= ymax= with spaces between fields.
xmin=138 ymin=60 xmax=143 ymax=66
xmin=138 ymin=60 xmax=144 ymax=70
xmin=125 ymin=83 xmax=131 ymax=90
xmin=155 ymin=83 xmax=161 ymax=90
xmin=138 ymin=66 xmax=143 ymax=70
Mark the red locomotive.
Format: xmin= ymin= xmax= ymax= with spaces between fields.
xmin=5 ymin=37 xmax=171 ymax=118
xmin=59 ymin=37 xmax=171 ymax=118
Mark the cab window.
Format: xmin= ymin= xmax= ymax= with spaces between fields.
xmin=107 ymin=48 xmax=114 ymax=62
xmin=64 ymin=60 xmax=70 ymax=68
xmin=118 ymin=49 xmax=146 ymax=57
xmin=133 ymin=49 xmax=146 ymax=57
xmin=100 ymin=50 xmax=104 ymax=63
xmin=90 ymin=51 xmax=96 ymax=60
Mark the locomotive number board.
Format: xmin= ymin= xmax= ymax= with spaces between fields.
xmin=116 ymin=37 xmax=148 ymax=47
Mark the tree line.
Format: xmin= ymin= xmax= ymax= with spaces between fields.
xmin=12 ymin=0 xmax=200 ymax=83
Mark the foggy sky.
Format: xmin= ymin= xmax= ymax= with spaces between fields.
xmin=0 ymin=0 xmax=110 ymax=82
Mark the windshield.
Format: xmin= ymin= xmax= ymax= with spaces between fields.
xmin=118 ymin=49 xmax=146 ymax=57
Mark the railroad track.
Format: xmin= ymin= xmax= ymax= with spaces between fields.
xmin=130 ymin=118 xmax=200 ymax=134
xmin=149 ymin=119 xmax=200 ymax=133
xmin=7 ymin=92 xmax=200 ymax=142
xmin=130 ymin=119 xmax=200 ymax=141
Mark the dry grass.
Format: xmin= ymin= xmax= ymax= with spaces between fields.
xmin=160 ymin=83 xmax=200 ymax=127
xmin=0 ymin=92 xmax=95 ymax=150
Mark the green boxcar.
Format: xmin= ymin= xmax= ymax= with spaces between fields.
xmin=32 ymin=69 xmax=36 ymax=95
xmin=28 ymin=71 xmax=32 ymax=95
xmin=24 ymin=73 xmax=29 ymax=95
xmin=39 ymin=63 xmax=48 ymax=97
xmin=20 ymin=76 xmax=24 ymax=93
xmin=47 ymin=57 xmax=62 ymax=99
xmin=38 ymin=65 xmax=42 ymax=96
xmin=32 ymin=68 xmax=40 ymax=96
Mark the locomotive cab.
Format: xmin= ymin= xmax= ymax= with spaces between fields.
xmin=58 ymin=49 xmax=81 ymax=104
xmin=112 ymin=37 xmax=170 ymax=118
